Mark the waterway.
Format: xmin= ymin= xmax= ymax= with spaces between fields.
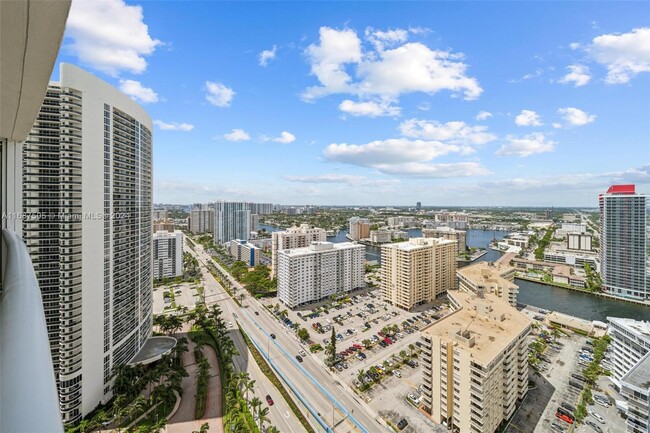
xmin=261 ymin=223 xmax=650 ymax=322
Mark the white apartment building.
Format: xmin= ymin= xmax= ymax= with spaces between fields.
xmin=250 ymin=202 xmax=273 ymax=215
xmin=423 ymin=226 xmax=467 ymax=253
xmin=621 ymin=351 xmax=650 ymax=433
xmin=349 ymin=217 xmax=370 ymax=240
xmin=214 ymin=201 xmax=251 ymax=244
xmin=277 ymin=242 xmax=365 ymax=308
xmin=370 ymin=229 xmax=408 ymax=244
xmin=567 ymin=232 xmax=592 ymax=251
xmin=557 ymin=223 xmax=587 ymax=235
xmin=189 ymin=205 xmax=214 ymax=234
xmin=381 ymin=238 xmax=457 ymax=310
xmin=271 ymin=224 xmax=326 ymax=278
xmin=250 ymin=213 xmax=260 ymax=233
xmin=420 ymin=291 xmax=531 ymax=433
xmin=153 ymin=231 xmax=184 ymax=280
xmin=544 ymin=249 xmax=599 ymax=270
xmin=387 ymin=216 xmax=417 ymax=227
xmin=600 ymin=185 xmax=648 ymax=300
xmin=607 ymin=317 xmax=650 ymax=383
xmin=20 ymin=64 xmax=153 ymax=422
xmin=457 ymin=261 xmax=519 ymax=306
xmin=230 ymin=239 xmax=260 ymax=267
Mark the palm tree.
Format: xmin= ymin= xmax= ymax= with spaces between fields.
xmin=243 ymin=379 xmax=256 ymax=403
xmin=236 ymin=371 xmax=250 ymax=394
xmin=257 ymin=406 xmax=270 ymax=431
xmin=192 ymin=422 xmax=210 ymax=433
xmin=357 ymin=368 xmax=366 ymax=383
xmin=408 ymin=343 xmax=416 ymax=357
xmin=250 ymin=396 xmax=262 ymax=419
xmin=266 ymin=426 xmax=280 ymax=433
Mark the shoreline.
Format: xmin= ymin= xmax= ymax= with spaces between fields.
xmin=515 ymin=275 xmax=650 ymax=307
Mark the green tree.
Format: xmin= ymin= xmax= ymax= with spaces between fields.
xmin=326 ymin=327 xmax=337 ymax=364
xmin=192 ymin=422 xmax=210 ymax=433
xmin=297 ymin=327 xmax=310 ymax=341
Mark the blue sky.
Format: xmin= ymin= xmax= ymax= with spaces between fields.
xmin=54 ymin=0 xmax=650 ymax=207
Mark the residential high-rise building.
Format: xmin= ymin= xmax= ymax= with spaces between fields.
xmin=153 ymin=231 xmax=184 ymax=280
xmin=381 ymin=238 xmax=457 ymax=310
xmin=214 ymin=201 xmax=251 ymax=244
xmin=153 ymin=218 xmax=174 ymax=233
xmin=250 ymin=202 xmax=273 ymax=215
xmin=423 ymin=226 xmax=466 ymax=254
xmin=349 ymin=217 xmax=370 ymax=240
xmin=21 ymin=64 xmax=153 ymax=422
xmin=152 ymin=209 xmax=168 ymax=219
xmin=607 ymin=317 xmax=650 ymax=382
xmin=271 ymin=224 xmax=326 ymax=278
xmin=189 ymin=205 xmax=214 ymax=234
xmin=621 ymin=351 xmax=650 ymax=433
xmin=416 ymin=201 xmax=422 ymax=210
xmin=599 ymin=184 xmax=648 ymax=300
xmin=420 ymin=290 xmax=531 ymax=433
xmin=457 ymin=261 xmax=518 ymax=306
xmin=277 ymin=242 xmax=364 ymax=308
xmin=230 ymin=239 xmax=260 ymax=267
xmin=250 ymin=213 xmax=260 ymax=233
xmin=567 ymin=232 xmax=592 ymax=251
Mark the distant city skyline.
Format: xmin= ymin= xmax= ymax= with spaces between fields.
xmin=53 ymin=1 xmax=650 ymax=206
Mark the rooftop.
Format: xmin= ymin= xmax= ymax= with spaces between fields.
xmin=382 ymin=237 xmax=455 ymax=252
xmin=608 ymin=317 xmax=650 ymax=339
xmin=622 ymin=351 xmax=650 ymax=391
xmin=457 ymin=261 xmax=516 ymax=289
xmin=421 ymin=291 xmax=531 ymax=365
xmin=280 ymin=241 xmax=363 ymax=256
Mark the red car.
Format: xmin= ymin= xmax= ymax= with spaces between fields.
xmin=353 ymin=344 xmax=362 ymax=349
xmin=378 ymin=332 xmax=385 ymax=337
xmin=555 ymin=413 xmax=573 ymax=424
xmin=384 ymin=337 xmax=392 ymax=345
xmin=266 ymin=395 xmax=274 ymax=406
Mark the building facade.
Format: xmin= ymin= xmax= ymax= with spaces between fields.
xmin=387 ymin=216 xmax=418 ymax=228
xmin=420 ymin=291 xmax=531 ymax=433
xmin=230 ymin=239 xmax=260 ymax=267
xmin=600 ymin=184 xmax=648 ymax=300
xmin=349 ymin=217 xmax=370 ymax=240
xmin=271 ymin=224 xmax=327 ymax=278
xmin=214 ymin=201 xmax=250 ymax=244
xmin=153 ymin=231 xmax=183 ymax=279
xmin=381 ymin=238 xmax=457 ymax=310
xmin=21 ymin=64 xmax=153 ymax=422
xmin=277 ymin=242 xmax=364 ymax=308
xmin=607 ymin=317 xmax=650 ymax=382
xmin=423 ymin=226 xmax=467 ymax=254
xmin=370 ymin=229 xmax=408 ymax=244
xmin=620 ymin=351 xmax=650 ymax=433
xmin=567 ymin=232 xmax=593 ymax=251
xmin=457 ymin=261 xmax=518 ymax=306
xmin=189 ymin=205 xmax=214 ymax=234
xmin=153 ymin=219 xmax=174 ymax=233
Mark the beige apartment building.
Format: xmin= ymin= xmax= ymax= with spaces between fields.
xmin=381 ymin=238 xmax=457 ymax=310
xmin=153 ymin=219 xmax=174 ymax=233
xmin=457 ymin=261 xmax=518 ymax=306
xmin=349 ymin=217 xmax=371 ymax=240
xmin=422 ymin=226 xmax=467 ymax=254
xmin=271 ymin=224 xmax=326 ymax=278
xmin=420 ymin=290 xmax=531 ymax=433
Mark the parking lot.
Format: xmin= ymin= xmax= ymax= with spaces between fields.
xmin=153 ymin=281 xmax=202 ymax=314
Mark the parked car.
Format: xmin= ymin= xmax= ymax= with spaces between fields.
xmin=585 ymin=420 xmax=603 ymax=433
xmin=299 ymin=349 xmax=307 ymax=357
xmin=561 ymin=402 xmax=576 ymax=412
xmin=555 ymin=413 xmax=573 ymax=424
xmin=393 ymin=370 xmax=402 ymax=378
xmin=589 ymin=411 xmax=605 ymax=424
xmin=397 ymin=419 xmax=408 ymax=430
xmin=266 ymin=395 xmax=274 ymax=406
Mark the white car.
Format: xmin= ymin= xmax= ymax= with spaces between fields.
xmin=594 ymin=398 xmax=610 ymax=408
xmin=228 ymin=321 xmax=232 ymax=327
xmin=392 ymin=370 xmax=402 ymax=378
xmin=589 ymin=411 xmax=605 ymax=424
xmin=299 ymin=349 xmax=307 ymax=357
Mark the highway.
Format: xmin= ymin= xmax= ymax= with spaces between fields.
xmin=189 ymin=241 xmax=392 ymax=433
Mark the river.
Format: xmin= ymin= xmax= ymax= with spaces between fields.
xmin=261 ymin=223 xmax=649 ymax=321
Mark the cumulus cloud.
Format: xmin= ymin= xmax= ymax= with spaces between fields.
xmin=259 ymin=45 xmax=277 ymax=67
xmin=285 ymin=173 xmax=400 ymax=187
xmin=496 ymin=133 xmax=557 ymax=157
xmin=399 ymin=119 xmax=496 ymax=146
xmin=476 ymin=111 xmax=493 ymax=121
xmin=339 ymin=98 xmax=401 ymax=117
xmin=272 ymin=131 xmax=296 ymax=144
xmin=118 ymin=79 xmax=158 ymax=103
xmin=588 ymin=27 xmax=650 ymax=84
xmin=223 ymin=129 xmax=251 ymax=141
xmin=559 ymin=64 xmax=591 ymax=87
xmin=374 ymin=162 xmax=490 ymax=178
xmin=153 ymin=120 xmax=194 ymax=131
xmin=205 ymin=81 xmax=235 ymax=107
xmin=65 ymin=0 xmax=161 ymax=75
xmin=558 ymin=107 xmax=596 ymax=126
xmin=302 ymin=26 xmax=483 ymax=109
xmin=514 ymin=110 xmax=542 ymax=126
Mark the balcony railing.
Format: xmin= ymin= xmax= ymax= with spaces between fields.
xmin=1 ymin=229 xmax=63 ymax=432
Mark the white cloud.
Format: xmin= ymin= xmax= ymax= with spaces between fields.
xmin=154 ymin=120 xmax=194 ymax=131
xmin=514 ymin=110 xmax=542 ymax=126
xmin=339 ymin=98 xmax=401 ymax=117
xmin=399 ymin=119 xmax=496 ymax=146
xmin=65 ymin=0 xmax=160 ymax=76
xmin=374 ymin=162 xmax=490 ymax=178
xmin=205 ymin=81 xmax=235 ymax=107
xmin=259 ymin=45 xmax=277 ymax=67
xmin=272 ymin=131 xmax=296 ymax=144
xmin=559 ymin=64 xmax=591 ymax=87
xmin=418 ymin=102 xmax=431 ymax=111
xmin=476 ymin=111 xmax=493 ymax=121
xmin=496 ymin=132 xmax=557 ymax=157
xmin=223 ymin=129 xmax=251 ymax=141
xmin=285 ymin=173 xmax=400 ymax=187
xmin=302 ymin=27 xmax=482 ymax=103
xmin=552 ymin=123 xmax=563 ymax=129
xmin=588 ymin=27 xmax=650 ymax=84
xmin=558 ymin=107 xmax=596 ymax=126
xmin=569 ymin=42 xmax=581 ymax=50
xmin=118 ymin=79 xmax=158 ymax=103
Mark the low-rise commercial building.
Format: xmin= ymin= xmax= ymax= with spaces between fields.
xmin=544 ymin=249 xmax=598 ymax=270
xmin=153 ymin=231 xmax=184 ymax=280
xmin=277 ymin=242 xmax=365 ymax=308
xmin=423 ymin=226 xmax=467 ymax=254
xmin=230 ymin=239 xmax=260 ymax=267
xmin=457 ymin=261 xmax=518 ymax=306
xmin=420 ymin=290 xmax=531 ymax=433
xmin=381 ymin=238 xmax=457 ymax=310
xmin=271 ymin=224 xmax=327 ymax=278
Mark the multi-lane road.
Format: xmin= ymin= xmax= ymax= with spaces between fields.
xmin=189 ymin=242 xmax=392 ymax=433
